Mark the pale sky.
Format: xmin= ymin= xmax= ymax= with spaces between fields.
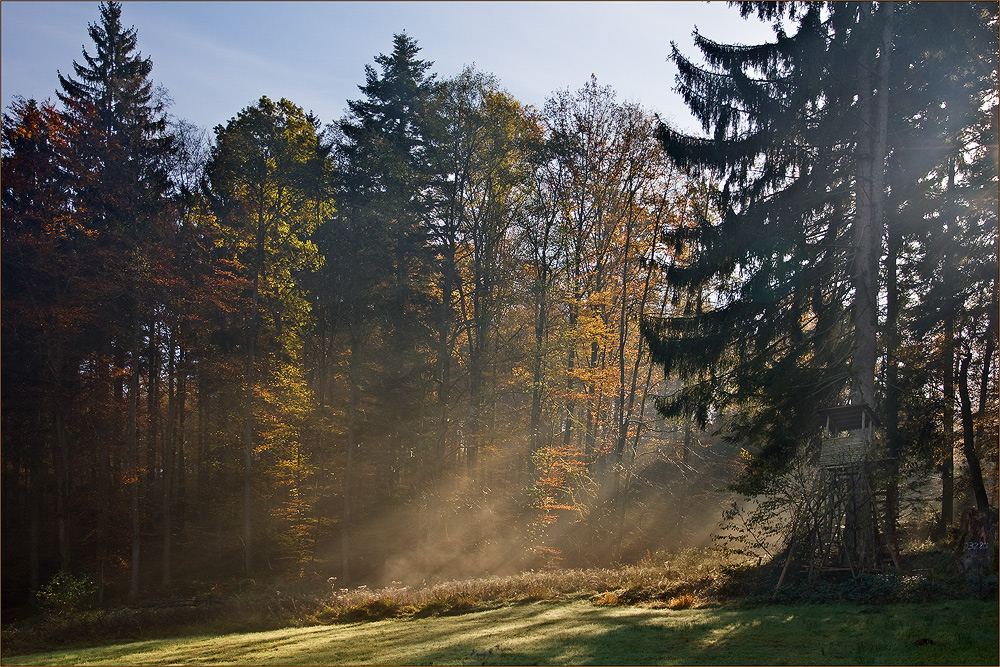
xmin=1 ymin=1 xmax=774 ymax=134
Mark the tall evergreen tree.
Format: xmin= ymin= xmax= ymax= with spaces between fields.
xmin=327 ymin=33 xmax=439 ymax=581
xmin=57 ymin=0 xmax=173 ymax=224
xmin=644 ymin=2 xmax=860 ymax=485
xmin=54 ymin=0 xmax=176 ymax=600
xmin=643 ymin=0 xmax=998 ymax=509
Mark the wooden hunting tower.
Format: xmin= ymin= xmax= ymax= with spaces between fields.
xmin=806 ymin=404 xmax=896 ymax=575
xmin=818 ymin=404 xmax=880 ymax=468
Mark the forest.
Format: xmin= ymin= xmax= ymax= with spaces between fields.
xmin=2 ymin=0 xmax=997 ymax=612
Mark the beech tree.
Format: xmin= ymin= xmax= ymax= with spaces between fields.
xmin=205 ymin=96 xmax=332 ymax=575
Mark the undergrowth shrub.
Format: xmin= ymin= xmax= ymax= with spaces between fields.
xmin=591 ymin=590 xmax=622 ymax=606
xmin=35 ymin=571 xmax=97 ymax=616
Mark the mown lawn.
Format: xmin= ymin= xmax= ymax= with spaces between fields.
xmin=4 ymin=599 xmax=996 ymax=666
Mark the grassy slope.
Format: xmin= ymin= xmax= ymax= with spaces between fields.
xmin=4 ymin=599 xmax=997 ymax=666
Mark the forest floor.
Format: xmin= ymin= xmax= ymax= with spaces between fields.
xmin=3 ymin=598 xmax=997 ymax=665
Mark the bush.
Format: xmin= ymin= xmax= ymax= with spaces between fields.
xmin=35 ymin=572 xmax=96 ymax=615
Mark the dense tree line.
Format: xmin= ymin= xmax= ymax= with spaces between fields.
xmin=2 ymin=1 xmax=996 ymax=607
xmin=2 ymin=2 xmax=724 ymax=604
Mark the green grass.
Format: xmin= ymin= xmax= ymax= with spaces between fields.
xmin=4 ymin=599 xmax=996 ymax=666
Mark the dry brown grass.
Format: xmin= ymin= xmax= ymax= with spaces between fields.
xmin=666 ymin=593 xmax=697 ymax=609
xmin=1 ymin=549 xmax=743 ymax=654
xmin=315 ymin=548 xmax=738 ymax=622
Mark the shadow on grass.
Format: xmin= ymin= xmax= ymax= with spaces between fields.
xmin=4 ymin=599 xmax=997 ymax=666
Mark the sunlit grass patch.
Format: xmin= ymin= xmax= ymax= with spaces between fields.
xmin=313 ymin=551 xmax=735 ymax=622
xmin=4 ymin=599 xmax=996 ymax=666
xmin=5 ymin=547 xmax=995 ymax=659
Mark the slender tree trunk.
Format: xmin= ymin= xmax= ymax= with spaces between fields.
xmin=162 ymin=332 xmax=177 ymax=589
xmin=146 ymin=324 xmax=159 ymax=493
xmin=342 ymin=335 xmax=360 ymax=585
xmin=243 ymin=351 xmax=256 ymax=576
xmin=974 ymin=302 xmax=997 ymax=487
xmin=243 ymin=218 xmax=267 ymax=576
xmin=530 ymin=282 xmax=548 ymax=459
xmin=938 ymin=319 xmax=956 ymax=537
xmin=565 ymin=322 xmax=577 ymax=448
xmin=196 ymin=364 xmax=207 ymax=504
xmin=243 ymin=333 xmax=257 ymax=576
xmin=959 ymin=353 xmax=990 ymax=511
xmin=436 ymin=246 xmax=455 ymax=485
xmin=176 ymin=349 xmax=187 ymax=534
xmin=128 ymin=307 xmax=142 ymax=601
xmin=29 ymin=469 xmax=41 ymax=594
xmin=51 ymin=380 xmax=72 ymax=572
xmin=884 ymin=226 xmax=903 ymax=556
xmin=610 ymin=206 xmax=637 ymax=559
xmin=938 ymin=159 xmax=959 ymax=538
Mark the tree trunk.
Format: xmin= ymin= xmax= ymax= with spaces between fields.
xmin=176 ymin=349 xmax=187 ymax=535
xmin=29 ymin=470 xmax=40 ymax=594
xmin=959 ymin=353 xmax=990 ymax=511
xmin=529 ymin=283 xmax=548 ymax=459
xmin=342 ymin=335 xmax=360 ymax=585
xmin=243 ymin=217 xmax=268 ymax=577
xmin=243 ymin=335 xmax=256 ymax=577
xmin=162 ymin=332 xmax=177 ymax=589
xmin=128 ymin=307 xmax=142 ymax=601
xmin=850 ymin=3 xmax=892 ymax=408
xmin=436 ymin=246 xmax=455 ymax=486
xmin=146 ymin=324 xmax=160 ymax=494
xmin=883 ymin=226 xmax=903 ymax=556
xmin=937 ymin=159 xmax=960 ymax=538
xmin=846 ymin=3 xmax=892 ymax=567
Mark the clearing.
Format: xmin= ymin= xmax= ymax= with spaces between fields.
xmin=3 ymin=598 xmax=996 ymax=666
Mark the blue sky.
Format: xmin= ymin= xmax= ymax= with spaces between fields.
xmin=1 ymin=1 xmax=773 ymax=134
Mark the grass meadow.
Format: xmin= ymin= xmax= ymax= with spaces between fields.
xmin=4 ymin=599 xmax=997 ymax=666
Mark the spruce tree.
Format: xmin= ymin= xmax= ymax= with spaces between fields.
xmin=643 ymin=1 xmax=998 ymax=499
xmin=326 ymin=32 xmax=440 ymax=581
xmin=644 ymin=2 xmax=873 ymax=485
xmin=56 ymin=0 xmax=175 ymax=599
xmin=58 ymin=0 xmax=173 ymax=223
